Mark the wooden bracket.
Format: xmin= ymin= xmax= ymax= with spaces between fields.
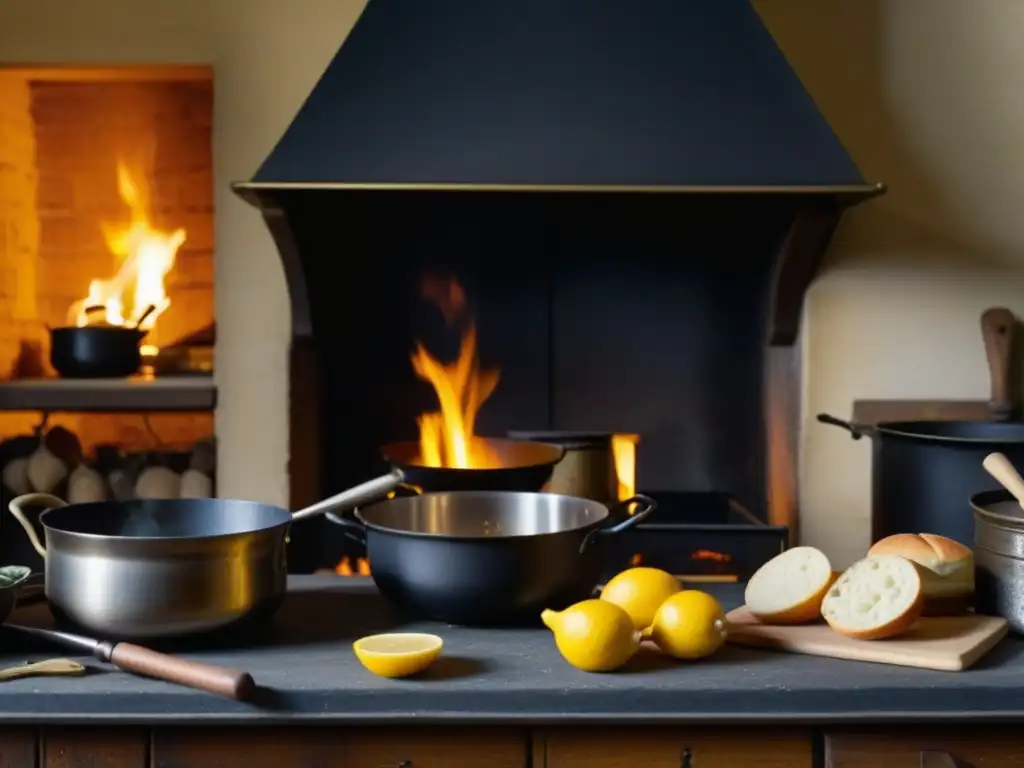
xmin=766 ymin=201 xmax=842 ymax=347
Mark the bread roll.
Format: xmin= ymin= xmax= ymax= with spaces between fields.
xmin=867 ymin=533 xmax=973 ymax=616
xmin=822 ymin=555 xmax=924 ymax=640
xmin=744 ymin=546 xmax=836 ymax=624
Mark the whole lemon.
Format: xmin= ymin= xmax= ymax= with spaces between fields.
xmin=541 ymin=599 xmax=640 ymax=672
xmin=642 ymin=590 xmax=729 ymax=660
xmin=601 ymin=567 xmax=683 ymax=630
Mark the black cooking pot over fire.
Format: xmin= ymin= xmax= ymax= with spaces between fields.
xmin=49 ymin=305 xmax=156 ymax=378
xmin=328 ymin=491 xmax=656 ymax=626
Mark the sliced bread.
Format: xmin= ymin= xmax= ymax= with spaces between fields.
xmin=744 ymin=546 xmax=836 ymax=624
xmin=822 ymin=555 xmax=923 ymax=640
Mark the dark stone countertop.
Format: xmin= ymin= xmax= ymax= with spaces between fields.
xmin=0 ymin=575 xmax=1022 ymax=725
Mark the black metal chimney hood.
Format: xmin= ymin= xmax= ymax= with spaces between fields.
xmin=236 ymin=0 xmax=881 ymax=192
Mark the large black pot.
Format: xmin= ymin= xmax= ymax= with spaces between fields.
xmin=818 ymin=414 xmax=1024 ymax=547
xmin=328 ymin=491 xmax=655 ymax=626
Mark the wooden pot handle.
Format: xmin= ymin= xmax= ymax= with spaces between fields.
xmin=981 ymin=307 xmax=1018 ymax=421
xmin=107 ymin=642 xmax=256 ymax=701
xmin=983 ymin=453 xmax=1024 ymax=506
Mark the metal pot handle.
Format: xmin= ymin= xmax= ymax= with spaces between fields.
xmin=579 ymin=494 xmax=657 ymax=553
xmin=290 ymin=470 xmax=405 ymax=522
xmin=816 ymin=413 xmax=876 ymax=440
xmin=7 ymin=493 xmax=66 ymax=558
xmin=324 ymin=511 xmax=368 ymax=546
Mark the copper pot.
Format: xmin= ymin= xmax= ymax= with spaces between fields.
xmin=506 ymin=431 xmax=636 ymax=504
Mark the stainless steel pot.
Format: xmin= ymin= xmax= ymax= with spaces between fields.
xmin=971 ymin=489 xmax=1024 ymax=633
xmin=4 ymin=476 xmax=401 ymax=640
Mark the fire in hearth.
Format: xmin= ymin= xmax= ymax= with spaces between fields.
xmin=611 ymin=434 xmax=638 ymax=501
xmin=336 ymin=557 xmax=370 ymax=576
xmin=411 ymin=277 xmax=501 ymax=469
xmin=67 ymin=161 xmax=186 ymax=348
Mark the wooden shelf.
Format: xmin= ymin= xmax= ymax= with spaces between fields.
xmin=0 ymin=375 xmax=216 ymax=413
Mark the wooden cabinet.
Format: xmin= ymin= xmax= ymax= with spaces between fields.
xmin=825 ymin=727 xmax=1024 ymax=768
xmin=539 ymin=727 xmax=814 ymax=768
xmin=153 ymin=727 xmax=527 ymax=768
xmin=153 ymin=728 xmax=344 ymax=768
xmin=43 ymin=729 xmax=148 ymax=768
xmin=346 ymin=728 xmax=526 ymax=768
xmin=0 ymin=723 xmax=1023 ymax=767
xmin=0 ymin=729 xmax=36 ymax=768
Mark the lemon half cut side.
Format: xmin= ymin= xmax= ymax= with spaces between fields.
xmin=352 ymin=632 xmax=444 ymax=678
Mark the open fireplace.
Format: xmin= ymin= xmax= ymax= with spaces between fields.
xmin=0 ymin=65 xmax=216 ymax=569
xmin=235 ymin=0 xmax=884 ymax=576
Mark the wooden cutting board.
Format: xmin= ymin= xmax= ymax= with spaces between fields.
xmin=725 ymin=607 xmax=1009 ymax=671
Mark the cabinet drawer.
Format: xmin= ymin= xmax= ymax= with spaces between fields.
xmin=826 ymin=727 xmax=1024 ymax=768
xmin=346 ymin=727 xmax=527 ymax=768
xmin=155 ymin=727 xmax=527 ymax=768
xmin=541 ymin=727 xmax=813 ymax=768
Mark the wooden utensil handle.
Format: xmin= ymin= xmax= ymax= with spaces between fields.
xmin=108 ymin=643 xmax=256 ymax=701
xmin=983 ymin=453 xmax=1024 ymax=503
xmin=0 ymin=658 xmax=85 ymax=681
xmin=981 ymin=307 xmax=1018 ymax=420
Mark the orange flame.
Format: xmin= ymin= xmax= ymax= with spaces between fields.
xmin=611 ymin=434 xmax=639 ymax=501
xmin=68 ymin=162 xmax=185 ymax=345
xmin=410 ymin=278 xmax=501 ymax=469
xmin=336 ymin=557 xmax=371 ymax=576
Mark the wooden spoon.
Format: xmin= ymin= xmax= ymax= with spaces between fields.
xmin=983 ymin=453 xmax=1024 ymax=510
xmin=0 ymin=658 xmax=85 ymax=681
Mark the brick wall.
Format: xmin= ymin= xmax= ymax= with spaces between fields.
xmin=0 ymin=74 xmax=50 ymax=444
xmin=0 ymin=73 xmax=214 ymax=456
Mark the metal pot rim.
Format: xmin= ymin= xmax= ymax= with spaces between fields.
xmin=355 ymin=491 xmax=612 ymax=541
xmin=37 ymin=502 xmax=292 ymax=544
xmin=49 ymin=325 xmax=146 ymax=337
xmin=971 ymin=489 xmax=1024 ymax=530
xmin=876 ymin=423 xmax=1024 ymax=446
xmin=355 ymin=516 xmax=606 ymax=541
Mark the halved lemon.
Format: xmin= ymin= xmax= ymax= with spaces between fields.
xmin=352 ymin=633 xmax=444 ymax=678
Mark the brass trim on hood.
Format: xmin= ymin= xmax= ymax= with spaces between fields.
xmin=231 ymin=181 xmax=886 ymax=196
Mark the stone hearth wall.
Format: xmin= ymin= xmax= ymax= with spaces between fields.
xmin=0 ymin=71 xmax=214 ymax=454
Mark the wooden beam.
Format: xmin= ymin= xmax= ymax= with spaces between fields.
xmin=766 ymin=202 xmax=842 ymax=347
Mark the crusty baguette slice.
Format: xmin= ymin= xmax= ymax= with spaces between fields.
xmin=822 ymin=555 xmax=924 ymax=640
xmin=867 ymin=533 xmax=974 ymax=616
xmin=744 ymin=546 xmax=837 ymax=624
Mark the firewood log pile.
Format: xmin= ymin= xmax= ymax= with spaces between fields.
xmin=0 ymin=425 xmax=216 ymax=505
